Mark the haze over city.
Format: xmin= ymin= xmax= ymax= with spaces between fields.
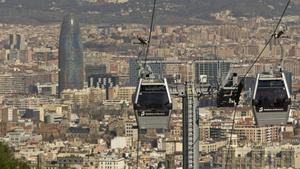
xmin=0 ymin=0 xmax=300 ymax=169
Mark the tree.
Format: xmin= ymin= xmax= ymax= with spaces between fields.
xmin=0 ymin=142 xmax=30 ymax=169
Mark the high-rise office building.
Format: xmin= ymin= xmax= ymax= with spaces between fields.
xmin=8 ymin=34 xmax=26 ymax=50
xmin=0 ymin=73 xmax=26 ymax=95
xmin=85 ymin=64 xmax=106 ymax=81
xmin=58 ymin=13 xmax=84 ymax=94
xmin=194 ymin=60 xmax=231 ymax=86
xmin=128 ymin=57 xmax=232 ymax=87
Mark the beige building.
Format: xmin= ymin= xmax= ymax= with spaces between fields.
xmin=98 ymin=156 xmax=126 ymax=169
xmin=200 ymin=141 xmax=226 ymax=154
xmin=221 ymin=144 xmax=300 ymax=169
xmin=234 ymin=126 xmax=281 ymax=144
xmin=114 ymin=86 xmax=135 ymax=102
xmin=124 ymin=119 xmax=138 ymax=141
xmin=61 ymin=88 xmax=106 ymax=106
xmin=107 ymin=86 xmax=135 ymax=102
xmin=200 ymin=123 xmax=211 ymax=141
xmin=38 ymin=103 xmax=71 ymax=122
xmin=0 ymin=107 xmax=18 ymax=122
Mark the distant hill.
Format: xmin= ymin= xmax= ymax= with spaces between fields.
xmin=0 ymin=0 xmax=298 ymax=25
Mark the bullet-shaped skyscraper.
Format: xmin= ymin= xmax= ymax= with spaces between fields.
xmin=58 ymin=13 xmax=84 ymax=94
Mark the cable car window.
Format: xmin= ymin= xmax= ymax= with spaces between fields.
xmin=255 ymin=80 xmax=288 ymax=112
xmin=137 ymin=85 xmax=170 ymax=109
xmin=257 ymin=79 xmax=285 ymax=88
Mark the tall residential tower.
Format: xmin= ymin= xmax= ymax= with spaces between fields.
xmin=58 ymin=13 xmax=84 ymax=94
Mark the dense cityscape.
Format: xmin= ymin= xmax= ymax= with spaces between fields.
xmin=1 ymin=0 xmax=300 ymax=169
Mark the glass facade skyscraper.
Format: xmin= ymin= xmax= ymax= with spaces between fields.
xmin=194 ymin=61 xmax=230 ymax=86
xmin=58 ymin=13 xmax=84 ymax=94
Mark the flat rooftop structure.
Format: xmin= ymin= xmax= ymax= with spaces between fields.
xmin=143 ymin=59 xmax=237 ymax=64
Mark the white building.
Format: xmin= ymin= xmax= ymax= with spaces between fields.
xmin=98 ymin=156 xmax=126 ymax=169
xmin=124 ymin=120 xmax=138 ymax=141
xmin=4 ymin=128 xmax=32 ymax=144
xmin=111 ymin=136 xmax=131 ymax=149
xmin=17 ymin=145 xmax=44 ymax=166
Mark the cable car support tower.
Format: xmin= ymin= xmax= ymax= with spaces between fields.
xmin=132 ymin=0 xmax=209 ymax=168
xmin=181 ymin=81 xmax=200 ymax=169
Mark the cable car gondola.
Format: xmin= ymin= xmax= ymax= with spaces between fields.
xmin=216 ymin=73 xmax=239 ymax=107
xmin=252 ymin=72 xmax=291 ymax=126
xmin=133 ymin=78 xmax=172 ymax=129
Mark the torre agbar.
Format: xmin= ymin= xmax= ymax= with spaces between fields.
xmin=58 ymin=13 xmax=84 ymax=94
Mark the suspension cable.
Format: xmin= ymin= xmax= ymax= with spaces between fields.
xmin=224 ymin=1 xmax=291 ymax=168
xmin=188 ymin=0 xmax=291 ymax=162
xmin=225 ymin=106 xmax=238 ymax=169
xmin=143 ymin=0 xmax=157 ymax=70
xmin=242 ymin=0 xmax=291 ymax=79
xmin=136 ymin=0 xmax=158 ymax=167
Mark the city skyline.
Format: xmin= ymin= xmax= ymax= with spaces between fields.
xmin=0 ymin=1 xmax=299 ymax=169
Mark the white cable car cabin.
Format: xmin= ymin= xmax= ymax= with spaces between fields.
xmin=252 ymin=72 xmax=291 ymax=126
xmin=133 ymin=78 xmax=172 ymax=129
